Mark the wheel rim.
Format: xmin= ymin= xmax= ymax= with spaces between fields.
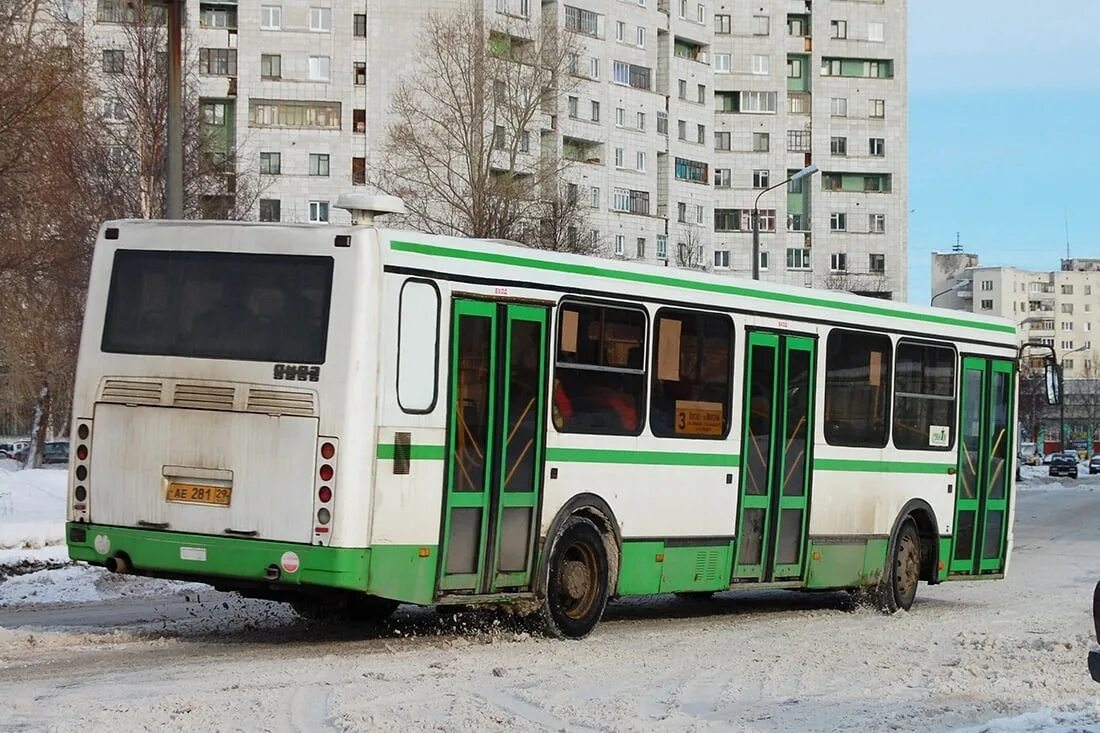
xmin=895 ymin=531 xmax=920 ymax=600
xmin=557 ymin=540 xmax=599 ymax=621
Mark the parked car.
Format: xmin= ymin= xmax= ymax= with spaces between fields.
xmin=0 ymin=443 xmax=16 ymax=459
xmin=1019 ymin=442 xmax=1042 ymax=466
xmin=41 ymin=441 xmax=69 ymax=465
xmin=1089 ymin=456 xmax=1100 ymax=475
xmin=1049 ymin=452 xmax=1079 ymax=479
xmin=0 ymin=440 xmax=28 ymax=460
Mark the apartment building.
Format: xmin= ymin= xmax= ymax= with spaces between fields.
xmin=86 ymin=0 xmax=907 ymax=298
xmin=932 ymin=252 xmax=1100 ymax=379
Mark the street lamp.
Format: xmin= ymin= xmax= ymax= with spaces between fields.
xmin=753 ymin=164 xmax=819 ymax=281
xmin=930 ymin=280 xmax=965 ymax=306
xmin=146 ymin=0 xmax=185 ymax=219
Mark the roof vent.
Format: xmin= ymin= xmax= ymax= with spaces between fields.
xmin=335 ymin=193 xmax=407 ymax=226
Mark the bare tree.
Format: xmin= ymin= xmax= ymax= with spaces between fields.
xmin=675 ymin=224 xmax=706 ymax=270
xmin=374 ymin=5 xmax=580 ymax=241
xmin=1016 ymin=370 xmax=1047 ymax=445
xmin=526 ymin=179 xmax=598 ymax=254
xmin=89 ymin=5 xmax=264 ymax=220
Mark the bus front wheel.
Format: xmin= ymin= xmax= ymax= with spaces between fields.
xmin=876 ymin=519 xmax=921 ymax=614
xmin=539 ymin=515 xmax=610 ymax=640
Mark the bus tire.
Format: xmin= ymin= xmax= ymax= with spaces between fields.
xmin=539 ymin=515 xmax=610 ymax=640
xmin=876 ymin=519 xmax=921 ymax=613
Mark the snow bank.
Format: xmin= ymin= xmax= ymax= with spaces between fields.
xmin=0 ymin=564 xmax=204 ymax=606
xmin=954 ymin=703 xmax=1100 ymax=732
xmin=0 ymin=465 xmax=67 ymax=549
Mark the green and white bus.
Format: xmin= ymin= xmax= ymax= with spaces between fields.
xmin=67 ymin=196 xmax=1019 ymax=638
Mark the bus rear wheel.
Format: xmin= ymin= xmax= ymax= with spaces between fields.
xmin=539 ymin=515 xmax=610 ymax=640
xmin=876 ymin=519 xmax=921 ymax=613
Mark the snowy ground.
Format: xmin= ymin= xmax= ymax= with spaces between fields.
xmin=0 ymin=465 xmax=1098 ymax=731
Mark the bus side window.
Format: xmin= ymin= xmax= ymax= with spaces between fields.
xmin=650 ymin=309 xmax=733 ymax=439
xmin=823 ymin=329 xmax=892 ymax=448
xmin=397 ymin=280 xmax=440 ymax=413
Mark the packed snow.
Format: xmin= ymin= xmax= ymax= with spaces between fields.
xmin=0 ymin=464 xmax=1098 ymax=731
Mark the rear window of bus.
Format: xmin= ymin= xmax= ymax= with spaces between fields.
xmin=101 ymin=250 xmax=334 ymax=364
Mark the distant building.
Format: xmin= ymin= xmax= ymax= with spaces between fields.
xmin=932 ymin=252 xmax=1100 ymax=380
xmin=86 ymin=0 xmax=908 ymax=298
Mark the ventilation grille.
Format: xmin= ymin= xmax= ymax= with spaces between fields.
xmin=100 ymin=379 xmax=164 ymax=405
xmin=393 ymin=432 xmax=412 ymax=475
xmin=246 ymin=388 xmax=316 ymax=417
xmin=694 ymin=550 xmax=721 ymax=583
xmin=172 ymin=382 xmax=236 ymax=411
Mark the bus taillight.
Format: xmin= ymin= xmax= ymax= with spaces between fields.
xmin=71 ymin=419 xmax=93 ymax=522
xmin=313 ymin=437 xmax=338 ymax=546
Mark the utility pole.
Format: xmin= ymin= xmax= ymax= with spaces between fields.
xmin=149 ymin=0 xmax=185 ymax=219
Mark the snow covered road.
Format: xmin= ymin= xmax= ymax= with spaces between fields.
xmin=1 ymin=482 xmax=1099 ymax=731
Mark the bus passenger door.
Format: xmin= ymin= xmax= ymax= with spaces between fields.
xmin=732 ymin=331 xmax=817 ymax=583
xmin=439 ymin=299 xmax=549 ymax=595
xmin=950 ymin=357 xmax=1014 ymax=575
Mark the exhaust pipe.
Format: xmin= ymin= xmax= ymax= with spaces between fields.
xmin=105 ymin=553 xmax=131 ymax=574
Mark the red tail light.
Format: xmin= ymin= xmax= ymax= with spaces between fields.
xmin=319 ymin=464 xmax=333 ymax=482
xmin=320 ymin=442 xmax=335 ymax=460
xmin=318 ymin=486 xmax=332 ymax=503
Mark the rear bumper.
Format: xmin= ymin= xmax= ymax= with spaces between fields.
xmin=66 ymin=522 xmax=369 ymax=592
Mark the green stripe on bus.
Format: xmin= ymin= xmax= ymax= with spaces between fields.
xmin=813 ymin=458 xmax=954 ymax=474
xmin=376 ymin=444 xmax=446 ymax=460
xmin=546 ymin=447 xmax=740 ymax=467
xmin=390 ymin=240 xmax=1016 ymax=336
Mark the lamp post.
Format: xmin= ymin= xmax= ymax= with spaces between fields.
xmin=147 ymin=0 xmax=185 ymax=219
xmin=930 ymin=281 xmax=963 ymax=305
xmin=753 ymin=164 xmax=818 ymax=281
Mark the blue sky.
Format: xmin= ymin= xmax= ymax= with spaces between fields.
xmin=907 ymin=0 xmax=1100 ymax=303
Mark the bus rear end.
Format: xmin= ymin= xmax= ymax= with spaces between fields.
xmin=67 ymin=221 xmax=378 ymax=599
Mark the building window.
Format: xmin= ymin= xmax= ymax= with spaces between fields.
xmin=614 ymin=234 xmax=625 ymax=255
xmin=590 ymin=57 xmax=600 ymax=79
xmin=830 ymin=19 xmax=847 ymax=39
xmin=656 ymin=235 xmax=667 ymax=260
xmin=714 ymin=168 xmax=731 ymax=188
xmin=752 ymin=54 xmax=769 ymax=75
xmin=677 ymin=202 xmax=687 ymax=223
xmin=637 ymin=26 xmax=646 ymax=47
xmin=753 ymin=169 xmax=769 ymax=188
xmin=787 ymin=57 xmax=803 ymax=78
xmin=869 ymin=213 xmax=885 ymax=233
xmin=831 ymin=97 xmax=847 ymax=117
xmin=753 ymin=14 xmax=769 ymax=35
xmin=636 ymin=237 xmax=646 ymax=258
xmin=697 ymin=84 xmax=706 ymax=104
xmin=591 ymin=100 xmax=600 ymax=121
xmin=261 ymin=54 xmax=281 ymax=79
xmin=354 ymin=13 xmax=366 ymax=36
xmin=674 ymin=157 xmax=708 ymax=184
xmin=740 ymin=91 xmax=777 ymax=113
xmin=714 ymin=250 xmax=730 ymax=269
xmin=869 ymin=254 xmax=886 ymax=274
xmin=564 ymin=5 xmax=600 ymax=36
xmin=614 ymin=146 xmax=624 ymax=167
xmin=1062 ymin=283 xmax=1074 ymax=294
xmin=352 ymin=157 xmax=366 ymax=185
xmin=867 ymin=21 xmax=884 ymax=42
xmin=1062 ymin=340 xmax=1075 ymax=350
xmin=1062 ymin=303 xmax=1074 ymax=314
xmin=259 ymin=151 xmax=281 ymax=175
xmin=830 ymin=212 xmax=847 ymax=231
xmin=201 ymin=5 xmax=236 ymax=28
xmin=870 ymin=99 xmax=885 ymax=118
xmin=199 ymin=48 xmax=237 ymax=76
xmin=830 ymin=253 xmax=847 ymax=272
xmin=753 ymin=132 xmax=770 ymax=152
xmin=102 ymin=49 xmax=124 ymax=74
xmin=567 ymin=96 xmax=578 ymax=118
xmin=1062 ymin=321 xmax=1074 ymax=331
xmin=678 ymin=79 xmax=687 ymax=99
xmin=353 ymin=109 xmax=365 ymax=132
xmin=715 ymin=132 xmax=731 ymax=151
xmin=260 ymin=5 xmax=282 ymax=30
xmin=636 ymin=151 xmax=646 ymax=171
xmin=308 ymin=55 xmax=331 ymax=81
xmin=786 ymin=248 xmax=811 ymax=270
xmin=787 ymin=130 xmax=811 ymax=152
xmin=309 ymin=6 xmax=331 ymax=32
xmin=259 ymin=199 xmax=280 ymax=222
xmin=309 ymin=200 xmax=330 ymax=223
xmin=981 ymin=280 xmax=994 ymax=291
xmin=893 ymin=342 xmax=956 ymax=451
xmin=830 ymin=136 xmax=847 ymax=156
xmin=309 ymin=153 xmax=330 ymax=176
xmin=981 ymin=300 xmax=994 ymax=310
xmin=657 ymin=111 xmax=668 ymax=135
xmin=824 ymin=330 xmax=892 ymax=448
xmin=714 ymin=53 xmax=731 ymax=73
xmin=354 ymin=62 xmax=366 ymax=85
xmin=869 ymin=138 xmax=885 ymax=157
xmin=715 ymin=14 xmax=730 ymax=34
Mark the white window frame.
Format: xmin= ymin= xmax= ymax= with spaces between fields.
xmin=830 ymin=97 xmax=847 ymax=117
xmin=868 ymin=21 xmax=884 ymax=42
xmin=309 ymin=200 xmax=329 ymax=223
xmin=830 ymin=212 xmax=847 ymax=231
xmin=714 ymin=250 xmax=730 ymax=269
xmin=308 ymin=55 xmax=331 ymax=81
xmin=309 ymin=6 xmax=331 ymax=32
xmin=751 ymin=54 xmax=770 ymax=75
xmin=260 ymin=4 xmax=282 ymax=30
xmin=714 ymin=53 xmax=731 ymax=73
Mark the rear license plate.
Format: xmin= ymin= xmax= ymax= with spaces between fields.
xmin=166 ymin=483 xmax=232 ymax=507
